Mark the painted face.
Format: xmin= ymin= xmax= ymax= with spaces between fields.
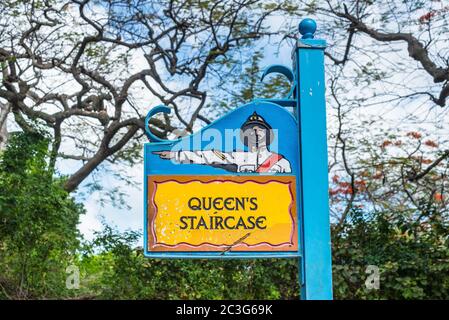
xmin=242 ymin=125 xmax=268 ymax=149
xmin=252 ymin=125 xmax=267 ymax=141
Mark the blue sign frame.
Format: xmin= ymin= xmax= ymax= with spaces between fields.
xmin=143 ymin=18 xmax=333 ymax=300
xmin=143 ymin=100 xmax=301 ymax=259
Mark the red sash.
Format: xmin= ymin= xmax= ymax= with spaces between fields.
xmin=256 ymin=153 xmax=283 ymax=173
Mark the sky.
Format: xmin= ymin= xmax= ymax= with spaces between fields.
xmin=78 ymin=163 xmax=144 ymax=240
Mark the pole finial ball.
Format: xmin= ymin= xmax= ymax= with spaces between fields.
xmin=299 ymin=18 xmax=317 ymax=39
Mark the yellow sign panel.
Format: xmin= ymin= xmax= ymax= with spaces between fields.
xmin=147 ymin=176 xmax=298 ymax=252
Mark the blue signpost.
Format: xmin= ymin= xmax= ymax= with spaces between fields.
xmin=143 ymin=18 xmax=332 ymax=300
xmin=295 ymin=18 xmax=333 ymax=300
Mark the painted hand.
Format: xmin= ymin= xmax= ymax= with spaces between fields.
xmin=153 ymin=151 xmax=176 ymax=160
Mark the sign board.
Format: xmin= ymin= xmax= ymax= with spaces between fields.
xmin=143 ymin=18 xmax=333 ymax=299
xmin=148 ymin=175 xmax=298 ymax=252
xmin=144 ymin=102 xmax=300 ymax=258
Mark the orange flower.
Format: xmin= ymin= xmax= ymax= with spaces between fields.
xmin=338 ymin=182 xmax=351 ymax=188
xmin=434 ymin=193 xmax=444 ymax=202
xmin=424 ymin=140 xmax=438 ymax=148
xmin=355 ymin=180 xmax=367 ymax=191
xmin=381 ymin=140 xmax=392 ymax=148
xmin=406 ymin=131 xmax=422 ymax=139
xmin=419 ymin=11 xmax=437 ymax=23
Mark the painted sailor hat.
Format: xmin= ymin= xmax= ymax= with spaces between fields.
xmin=241 ymin=112 xmax=272 ymax=131
xmin=240 ymin=111 xmax=274 ymax=146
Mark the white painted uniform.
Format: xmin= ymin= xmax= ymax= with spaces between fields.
xmin=173 ymin=147 xmax=292 ymax=173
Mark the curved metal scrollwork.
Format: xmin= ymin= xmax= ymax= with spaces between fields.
xmin=260 ymin=64 xmax=294 ymax=83
xmin=144 ymin=105 xmax=172 ymax=142
xmin=260 ymin=64 xmax=296 ymax=104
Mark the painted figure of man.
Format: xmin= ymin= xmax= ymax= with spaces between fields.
xmin=154 ymin=112 xmax=292 ymax=173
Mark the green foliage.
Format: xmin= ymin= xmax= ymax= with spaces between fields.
xmin=0 ymin=132 xmax=84 ymax=299
xmin=332 ymin=208 xmax=449 ymax=299
xmin=78 ymin=226 xmax=299 ymax=299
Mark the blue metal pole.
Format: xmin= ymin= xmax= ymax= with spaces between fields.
xmin=295 ymin=18 xmax=333 ymax=300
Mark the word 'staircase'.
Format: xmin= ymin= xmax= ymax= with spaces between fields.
xmin=143 ymin=18 xmax=333 ymax=300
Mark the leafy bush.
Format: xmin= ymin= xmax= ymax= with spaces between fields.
xmin=79 ymin=226 xmax=299 ymax=299
xmin=0 ymin=132 xmax=84 ymax=299
xmin=332 ymin=208 xmax=449 ymax=299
